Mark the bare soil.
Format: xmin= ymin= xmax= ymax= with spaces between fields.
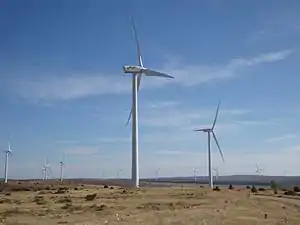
xmin=0 ymin=181 xmax=299 ymax=224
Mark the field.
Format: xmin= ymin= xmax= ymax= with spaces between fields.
xmin=0 ymin=181 xmax=300 ymax=224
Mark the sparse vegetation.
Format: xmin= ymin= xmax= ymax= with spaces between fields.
xmin=228 ymin=184 xmax=234 ymax=189
xmin=284 ymin=190 xmax=297 ymax=196
xmin=213 ymin=186 xmax=220 ymax=191
xmin=85 ymin=193 xmax=97 ymax=201
xmin=0 ymin=180 xmax=300 ymax=224
xmin=251 ymin=185 xmax=258 ymax=193
xmin=293 ymin=186 xmax=300 ymax=192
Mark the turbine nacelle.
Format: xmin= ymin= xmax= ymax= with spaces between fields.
xmin=123 ymin=65 xmax=144 ymax=74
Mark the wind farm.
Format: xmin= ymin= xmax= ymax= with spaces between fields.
xmin=1 ymin=0 xmax=300 ymax=224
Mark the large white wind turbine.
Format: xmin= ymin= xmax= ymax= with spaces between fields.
xmin=123 ymin=17 xmax=174 ymax=188
xmin=3 ymin=142 xmax=12 ymax=183
xmin=194 ymin=102 xmax=225 ymax=189
xmin=59 ymin=155 xmax=65 ymax=182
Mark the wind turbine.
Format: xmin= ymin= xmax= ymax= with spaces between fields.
xmin=42 ymin=158 xmax=51 ymax=180
xmin=123 ymin=17 xmax=174 ymax=188
xmin=213 ymin=168 xmax=219 ymax=181
xmin=255 ymin=164 xmax=264 ymax=175
xmin=117 ymin=169 xmax=123 ymax=179
xmin=3 ymin=141 xmax=12 ymax=184
xmin=155 ymin=168 xmax=160 ymax=181
xmin=194 ymin=101 xmax=225 ymax=189
xmin=193 ymin=167 xmax=198 ymax=182
xmin=59 ymin=155 xmax=65 ymax=182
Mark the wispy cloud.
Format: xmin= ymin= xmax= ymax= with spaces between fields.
xmin=12 ymin=49 xmax=293 ymax=103
xmin=63 ymin=147 xmax=100 ymax=156
xmin=265 ymin=134 xmax=297 ymax=143
xmin=141 ymin=101 xmax=250 ymax=129
xmin=55 ymin=140 xmax=81 ymax=145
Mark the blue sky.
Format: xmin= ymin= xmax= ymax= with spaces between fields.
xmin=0 ymin=0 xmax=300 ymax=179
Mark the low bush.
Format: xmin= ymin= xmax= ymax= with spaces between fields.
xmin=85 ymin=193 xmax=97 ymax=201
xmin=284 ymin=190 xmax=297 ymax=196
xmin=213 ymin=186 xmax=220 ymax=191
xmin=251 ymin=186 xmax=257 ymax=193
xmin=293 ymin=186 xmax=300 ymax=192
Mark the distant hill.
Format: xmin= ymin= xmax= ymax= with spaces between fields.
xmin=142 ymin=175 xmax=300 ymax=187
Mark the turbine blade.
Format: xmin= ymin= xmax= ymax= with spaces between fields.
xmin=130 ymin=16 xmax=143 ymax=67
xmin=194 ymin=128 xmax=206 ymax=132
xmin=212 ymin=100 xmax=221 ymax=130
xmin=125 ymin=74 xmax=142 ymax=127
xmin=143 ymin=69 xmax=174 ymax=79
xmin=212 ymin=132 xmax=225 ymax=163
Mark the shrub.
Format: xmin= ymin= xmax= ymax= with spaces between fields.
xmin=213 ymin=186 xmax=220 ymax=191
xmin=110 ymin=187 xmax=114 ymax=190
xmin=56 ymin=196 xmax=72 ymax=204
xmin=246 ymin=185 xmax=251 ymax=189
xmin=85 ymin=193 xmax=97 ymax=201
xmin=293 ymin=186 xmax=300 ymax=192
xmin=33 ymin=196 xmax=46 ymax=205
xmin=104 ymin=185 xmax=109 ymax=189
xmin=251 ymin=186 xmax=257 ymax=193
xmin=284 ymin=190 xmax=297 ymax=196
xmin=55 ymin=187 xmax=68 ymax=194
xmin=228 ymin=184 xmax=234 ymax=190
xmin=258 ymin=188 xmax=266 ymax=191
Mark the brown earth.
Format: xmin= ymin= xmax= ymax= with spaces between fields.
xmin=0 ymin=181 xmax=299 ymax=224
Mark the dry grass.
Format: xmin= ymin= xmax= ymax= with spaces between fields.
xmin=0 ymin=182 xmax=299 ymax=224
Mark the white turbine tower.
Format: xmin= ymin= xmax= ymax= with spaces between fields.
xmin=42 ymin=158 xmax=51 ymax=180
xmin=193 ymin=167 xmax=198 ymax=182
xmin=194 ymin=101 xmax=225 ymax=189
xmin=123 ymin=17 xmax=174 ymax=188
xmin=59 ymin=155 xmax=65 ymax=182
xmin=3 ymin=142 xmax=12 ymax=184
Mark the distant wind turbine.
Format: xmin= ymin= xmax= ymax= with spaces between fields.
xmin=193 ymin=167 xmax=198 ymax=182
xmin=255 ymin=164 xmax=264 ymax=175
xmin=42 ymin=158 xmax=51 ymax=180
xmin=213 ymin=168 xmax=219 ymax=181
xmin=194 ymin=101 xmax=225 ymax=189
xmin=155 ymin=168 xmax=160 ymax=181
xmin=117 ymin=169 xmax=123 ymax=179
xmin=59 ymin=155 xmax=65 ymax=182
xmin=3 ymin=141 xmax=12 ymax=184
xmin=123 ymin=16 xmax=174 ymax=188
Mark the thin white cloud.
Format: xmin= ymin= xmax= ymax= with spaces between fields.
xmin=55 ymin=140 xmax=81 ymax=145
xmin=265 ymin=134 xmax=297 ymax=143
xmin=140 ymin=101 xmax=250 ymax=128
xmin=94 ymin=137 xmax=130 ymax=143
xmin=63 ymin=147 xmax=100 ymax=156
xmin=12 ymin=49 xmax=294 ymax=103
xmin=231 ymin=120 xmax=278 ymax=126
